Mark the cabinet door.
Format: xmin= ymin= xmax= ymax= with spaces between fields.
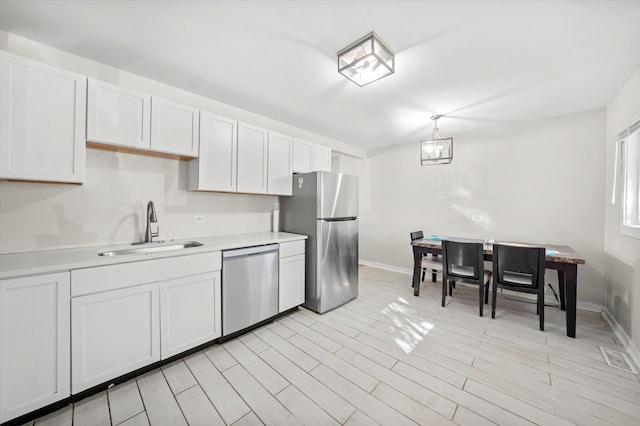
xmin=188 ymin=112 xmax=237 ymax=192
xmin=160 ymin=272 xmax=221 ymax=359
xmin=0 ymin=51 xmax=86 ymax=183
xmin=86 ymin=78 xmax=151 ymax=149
xmin=151 ymin=97 xmax=200 ymax=157
xmin=292 ymin=138 xmax=313 ymax=173
xmin=71 ymin=284 xmax=160 ymax=393
xmin=279 ymin=254 xmax=306 ymax=312
xmin=313 ymin=144 xmax=332 ymax=172
xmin=0 ymin=273 xmax=70 ymax=423
xmin=237 ymin=122 xmax=268 ymax=194
xmin=267 ymin=131 xmax=293 ymax=196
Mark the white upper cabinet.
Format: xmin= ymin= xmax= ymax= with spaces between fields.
xmin=0 ymin=51 xmax=86 ymax=183
xmin=151 ymin=97 xmax=200 ymax=157
xmin=86 ymin=80 xmax=199 ymax=157
xmin=237 ymin=122 xmax=268 ymax=194
xmin=188 ymin=112 xmax=237 ymax=192
xmin=267 ymin=131 xmax=293 ymax=196
xmin=293 ymin=138 xmax=314 ymax=173
xmin=189 ymin=117 xmax=294 ymax=196
xmin=313 ymin=144 xmax=332 ymax=172
xmin=86 ymin=78 xmax=151 ymax=149
xmin=293 ymin=137 xmax=332 ymax=173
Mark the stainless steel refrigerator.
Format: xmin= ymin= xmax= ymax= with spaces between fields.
xmin=280 ymin=171 xmax=358 ymax=314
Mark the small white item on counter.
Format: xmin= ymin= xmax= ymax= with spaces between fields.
xmin=272 ymin=201 xmax=280 ymax=232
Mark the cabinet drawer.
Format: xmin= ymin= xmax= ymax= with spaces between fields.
xmin=279 ymin=240 xmax=305 ymax=258
xmin=71 ymin=251 xmax=221 ymax=296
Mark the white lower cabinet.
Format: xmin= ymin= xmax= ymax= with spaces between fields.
xmin=70 ymin=252 xmax=221 ymax=394
xmin=160 ymin=272 xmax=221 ymax=359
xmin=0 ymin=273 xmax=71 ymax=423
xmin=279 ymin=241 xmax=306 ymax=312
xmin=71 ymin=284 xmax=160 ymax=393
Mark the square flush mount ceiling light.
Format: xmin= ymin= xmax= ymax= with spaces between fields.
xmin=337 ymin=31 xmax=395 ymax=86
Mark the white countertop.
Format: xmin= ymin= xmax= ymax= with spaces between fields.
xmin=0 ymin=232 xmax=307 ymax=279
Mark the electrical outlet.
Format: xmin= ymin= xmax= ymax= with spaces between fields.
xmin=471 ymin=214 xmax=483 ymax=222
xmin=193 ymin=215 xmax=205 ymax=224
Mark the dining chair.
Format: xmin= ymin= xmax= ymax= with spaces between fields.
xmin=491 ymin=244 xmax=546 ymax=331
xmin=410 ymin=231 xmax=442 ymax=284
xmin=441 ymin=239 xmax=491 ymax=316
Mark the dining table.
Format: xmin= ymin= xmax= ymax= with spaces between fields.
xmin=411 ymin=236 xmax=586 ymax=338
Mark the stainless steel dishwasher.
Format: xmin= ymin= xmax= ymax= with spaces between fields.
xmin=222 ymin=244 xmax=279 ymax=336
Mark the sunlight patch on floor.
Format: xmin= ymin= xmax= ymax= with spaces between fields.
xmin=381 ymin=300 xmax=434 ymax=354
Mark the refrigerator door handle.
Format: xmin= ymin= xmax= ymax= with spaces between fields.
xmin=319 ymin=217 xmax=357 ymax=222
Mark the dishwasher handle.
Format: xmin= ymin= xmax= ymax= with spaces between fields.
xmin=223 ymin=244 xmax=279 ymax=259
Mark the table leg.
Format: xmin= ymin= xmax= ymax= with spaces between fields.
xmin=413 ymin=246 xmax=422 ymax=296
xmin=565 ymin=264 xmax=577 ymax=338
xmin=557 ymin=270 xmax=566 ymax=311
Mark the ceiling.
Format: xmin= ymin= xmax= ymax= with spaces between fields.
xmin=1 ymin=0 xmax=639 ymax=153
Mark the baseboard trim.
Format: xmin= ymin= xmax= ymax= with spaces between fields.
xmin=359 ymin=260 xmax=413 ymax=275
xmin=576 ymin=301 xmax=604 ymax=313
xmin=602 ymin=307 xmax=640 ymax=372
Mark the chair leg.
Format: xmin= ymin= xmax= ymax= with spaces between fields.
xmin=431 ymin=270 xmax=437 ymax=282
xmin=421 ymin=268 xmax=426 ymax=282
xmin=441 ymin=279 xmax=447 ymax=307
xmin=449 ymin=280 xmax=454 ymax=296
xmin=484 ymin=283 xmax=489 ymax=304
xmin=539 ymin=287 xmax=545 ymax=331
xmin=478 ymin=284 xmax=484 ymax=317
xmin=491 ymin=282 xmax=498 ymax=319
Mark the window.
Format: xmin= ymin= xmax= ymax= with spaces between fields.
xmin=616 ymin=116 xmax=640 ymax=239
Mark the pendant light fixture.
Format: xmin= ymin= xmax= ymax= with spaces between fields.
xmin=421 ymin=114 xmax=453 ymax=165
xmin=337 ymin=31 xmax=395 ymax=86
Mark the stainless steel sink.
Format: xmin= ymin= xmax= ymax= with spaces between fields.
xmin=98 ymin=241 xmax=203 ymax=257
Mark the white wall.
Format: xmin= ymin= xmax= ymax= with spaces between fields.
xmin=0 ymin=149 xmax=278 ymax=253
xmin=0 ymin=31 xmax=364 ymax=254
xmin=339 ymin=109 xmax=607 ymax=306
xmin=604 ymin=67 xmax=640 ymax=352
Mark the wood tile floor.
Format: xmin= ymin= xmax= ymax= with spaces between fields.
xmin=25 ymin=266 xmax=640 ymax=425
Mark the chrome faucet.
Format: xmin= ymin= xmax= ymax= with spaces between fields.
xmin=144 ymin=201 xmax=160 ymax=243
